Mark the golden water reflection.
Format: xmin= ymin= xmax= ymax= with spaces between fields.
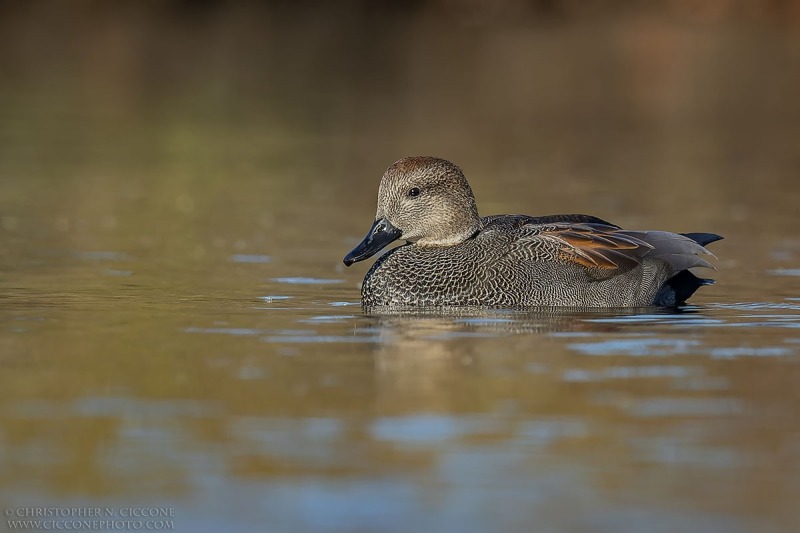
xmin=2 ymin=288 xmax=798 ymax=530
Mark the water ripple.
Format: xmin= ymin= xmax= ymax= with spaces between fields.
xmin=262 ymin=335 xmax=379 ymax=343
xmin=271 ymin=277 xmax=346 ymax=285
xmin=230 ymin=254 xmax=271 ymax=263
xmin=709 ymin=346 xmax=794 ymax=358
xmin=569 ymin=337 xmax=701 ymax=356
xmin=258 ymin=295 xmax=293 ymax=302
xmin=185 ymin=326 xmax=263 ymax=336
xmin=768 ymin=268 xmax=800 ymax=276
xmin=300 ymin=315 xmax=356 ymax=323
xmin=562 ymin=365 xmax=699 ymax=382
xmin=713 ymin=302 xmax=800 ymax=311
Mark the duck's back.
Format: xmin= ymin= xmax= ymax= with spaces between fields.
xmin=361 ymin=215 xmax=718 ymax=308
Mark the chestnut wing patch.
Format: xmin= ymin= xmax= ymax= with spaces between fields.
xmin=521 ymin=223 xmax=654 ymax=270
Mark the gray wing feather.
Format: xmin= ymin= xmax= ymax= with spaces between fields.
xmin=620 ymin=230 xmax=717 ymax=271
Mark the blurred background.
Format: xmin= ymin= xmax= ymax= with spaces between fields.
xmin=1 ymin=0 xmax=798 ymax=251
xmin=1 ymin=1 xmax=800 ymax=532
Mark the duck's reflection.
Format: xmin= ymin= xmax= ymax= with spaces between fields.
xmin=363 ymin=304 xmax=695 ymax=334
xmin=357 ymin=306 xmax=688 ymax=410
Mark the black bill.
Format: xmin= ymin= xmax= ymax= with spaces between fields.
xmin=343 ymin=218 xmax=402 ymax=266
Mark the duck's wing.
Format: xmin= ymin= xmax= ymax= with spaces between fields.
xmin=625 ymin=230 xmax=717 ymax=271
xmin=482 ymin=214 xmax=620 ymax=228
xmin=514 ymin=222 xmax=716 ymax=272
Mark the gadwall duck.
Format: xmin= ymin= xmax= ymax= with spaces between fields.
xmin=343 ymin=157 xmax=721 ymax=308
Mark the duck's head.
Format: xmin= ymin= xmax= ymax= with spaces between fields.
xmin=343 ymin=156 xmax=481 ymax=266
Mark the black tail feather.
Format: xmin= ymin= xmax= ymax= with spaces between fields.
xmin=681 ymin=232 xmax=724 ymax=247
xmin=655 ymin=269 xmax=715 ymax=307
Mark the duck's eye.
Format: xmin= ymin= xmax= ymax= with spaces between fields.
xmin=408 ymin=187 xmax=420 ymax=197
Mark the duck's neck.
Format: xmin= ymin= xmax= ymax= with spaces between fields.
xmin=415 ymin=220 xmax=481 ymax=247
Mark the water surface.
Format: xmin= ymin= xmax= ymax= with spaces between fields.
xmin=1 ymin=4 xmax=799 ymax=532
